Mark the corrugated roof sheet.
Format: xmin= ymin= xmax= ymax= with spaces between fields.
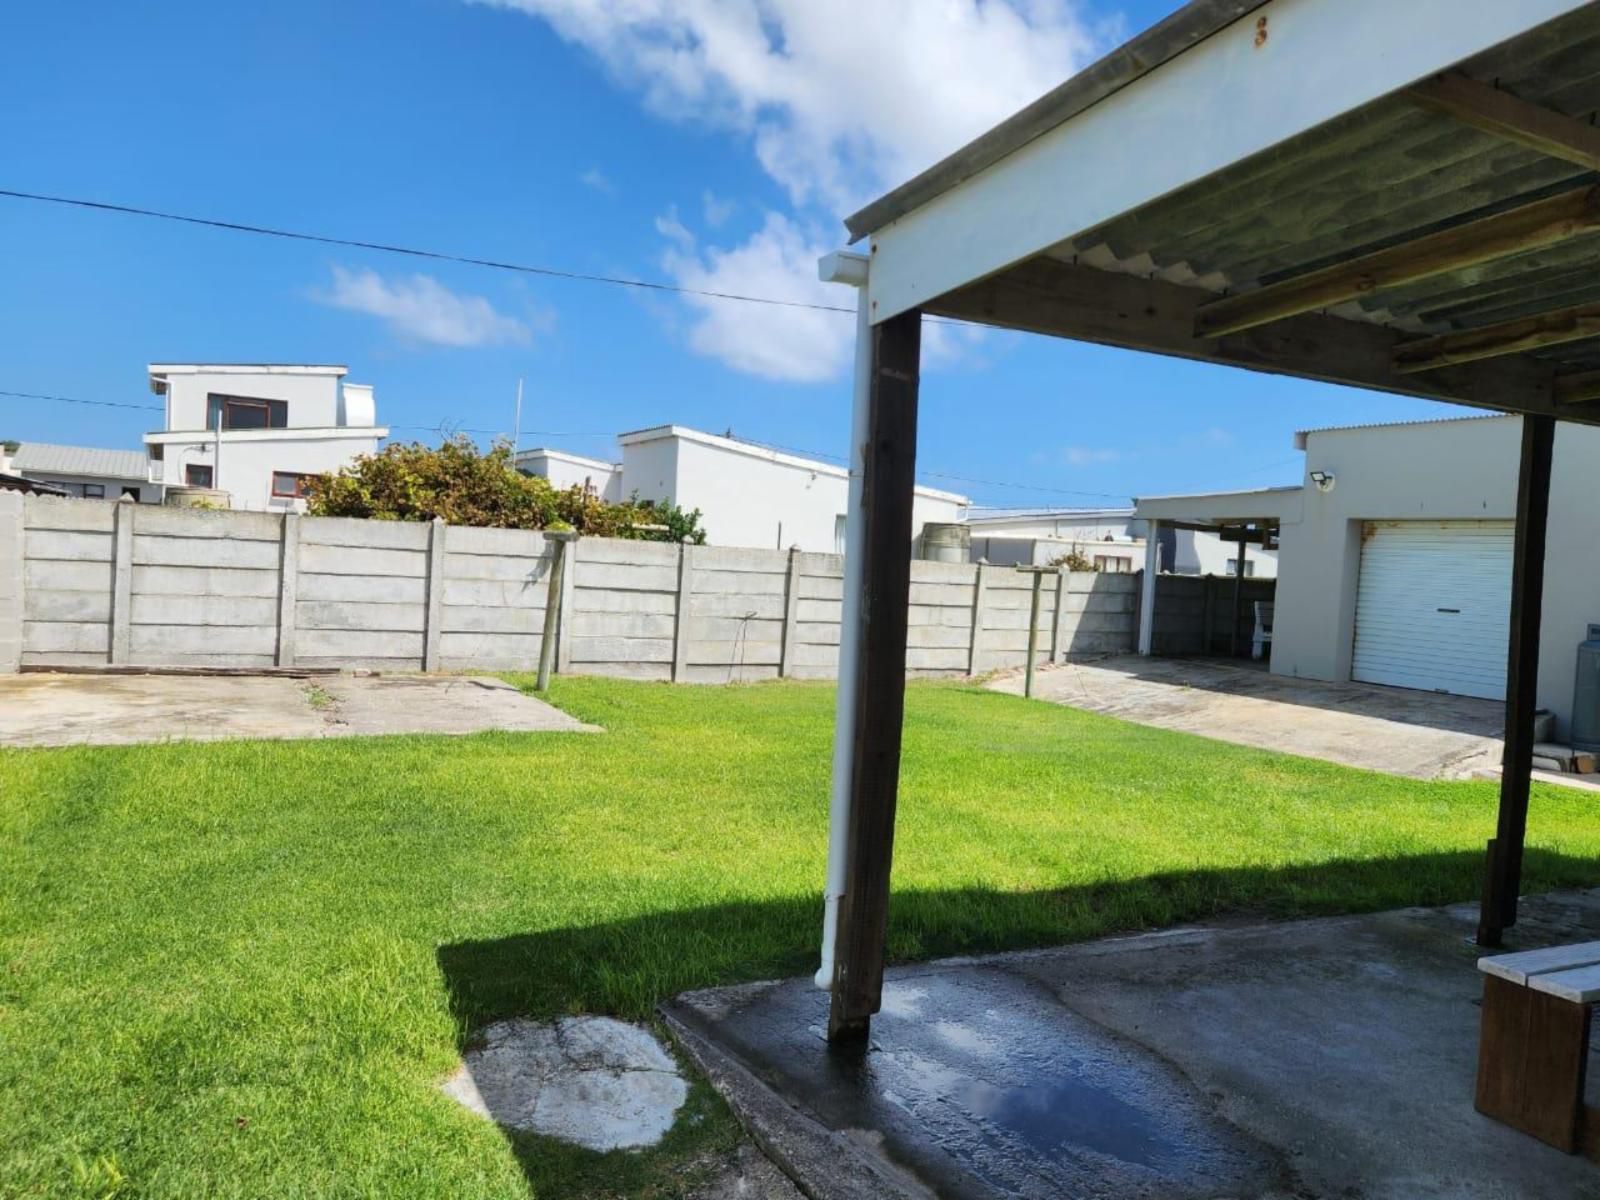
xmin=1049 ymin=3 xmax=1600 ymax=377
xmin=12 ymin=442 xmax=149 ymax=480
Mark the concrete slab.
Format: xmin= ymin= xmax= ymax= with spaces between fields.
xmin=990 ymin=656 xmax=1504 ymax=779
xmin=665 ymin=891 xmax=1600 ymax=1200
xmin=0 ymin=671 xmax=596 ymax=747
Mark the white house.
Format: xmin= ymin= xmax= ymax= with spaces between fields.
xmin=519 ymin=425 xmax=969 ymax=554
xmin=143 ymin=364 xmax=387 ymax=512
xmin=966 ymin=506 xmax=1277 ymax=577
xmin=1135 ymin=414 xmax=1600 ymax=737
xmin=5 ymin=442 xmax=160 ymax=502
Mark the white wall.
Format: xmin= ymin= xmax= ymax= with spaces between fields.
xmin=968 ymin=512 xmax=1138 ymax=542
xmin=1177 ymin=529 xmax=1278 ymax=578
xmin=163 ymin=371 xmax=344 ymax=431
xmin=1271 ymin=415 xmax=1600 ymax=734
xmin=18 ymin=471 xmax=159 ymax=503
xmin=151 ymin=432 xmax=383 ymax=512
xmin=617 ymin=429 xmax=967 ymax=553
xmin=518 ymin=450 xmax=622 ymax=501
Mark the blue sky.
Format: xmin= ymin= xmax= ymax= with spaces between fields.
xmin=1 ymin=0 xmax=1463 ymax=507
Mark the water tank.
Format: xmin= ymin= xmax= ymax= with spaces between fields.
xmin=922 ymin=522 xmax=970 ymax=563
xmin=1573 ymin=624 xmax=1600 ymax=753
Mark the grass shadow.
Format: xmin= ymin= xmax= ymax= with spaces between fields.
xmin=435 ymin=847 xmax=1600 ymax=1197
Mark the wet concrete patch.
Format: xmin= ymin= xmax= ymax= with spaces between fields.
xmin=444 ymin=1016 xmax=688 ymax=1151
xmin=666 ymin=967 xmax=1284 ymax=1199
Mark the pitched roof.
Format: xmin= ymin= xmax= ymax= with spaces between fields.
xmin=11 ymin=441 xmax=149 ymax=480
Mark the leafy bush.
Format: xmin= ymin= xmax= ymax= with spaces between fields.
xmin=1049 ymin=548 xmax=1096 ymax=572
xmin=304 ymin=437 xmax=706 ymax=543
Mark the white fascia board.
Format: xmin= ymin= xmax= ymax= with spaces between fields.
xmin=516 ymin=448 xmax=620 ymax=472
xmin=1134 ymin=486 xmax=1304 ymax=524
xmin=146 ymin=363 xmax=348 ymax=376
xmin=145 ymin=427 xmax=388 ymax=445
xmin=866 ymin=0 xmax=1592 ymax=322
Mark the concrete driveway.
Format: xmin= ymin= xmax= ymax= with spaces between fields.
xmin=989 ymin=656 xmax=1504 ymax=779
xmin=0 ymin=672 xmax=598 ymax=748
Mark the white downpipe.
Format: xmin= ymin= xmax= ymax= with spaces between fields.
xmin=815 ymin=250 xmax=871 ymax=989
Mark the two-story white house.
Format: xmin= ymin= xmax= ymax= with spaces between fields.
xmin=143 ymin=364 xmax=386 ymax=511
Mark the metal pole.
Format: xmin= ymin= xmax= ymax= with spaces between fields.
xmin=1024 ymin=568 xmax=1043 ymax=698
xmin=535 ymin=532 xmax=575 ymax=692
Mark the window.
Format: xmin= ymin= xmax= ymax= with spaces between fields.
xmin=207 ymin=394 xmax=288 ymax=431
xmin=1094 ymin=554 xmax=1132 ymax=574
xmin=82 ymin=483 xmax=105 ymax=499
xmin=185 ymin=463 xmax=214 ymax=488
xmin=271 ymin=471 xmax=313 ymax=499
xmin=120 ymin=486 xmax=141 ymax=499
xmin=834 ymin=514 xmax=848 ymax=555
xmin=1225 ymin=558 xmax=1256 ymax=578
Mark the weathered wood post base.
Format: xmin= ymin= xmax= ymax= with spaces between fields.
xmin=827 ymin=308 xmax=922 ymax=1043
xmin=1476 ymin=973 xmax=1593 ymax=1152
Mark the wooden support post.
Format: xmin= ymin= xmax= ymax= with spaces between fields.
xmin=671 ymin=542 xmax=695 ymax=683
xmin=109 ymin=497 xmax=134 ymax=665
xmin=780 ymin=546 xmax=802 ymax=678
xmin=968 ymin=561 xmax=988 ymax=675
xmin=275 ymin=513 xmax=299 ymax=667
xmin=535 ymin=532 xmax=574 ymax=692
xmin=422 ymin=517 xmax=446 ymax=671
xmin=1480 ymin=413 xmax=1556 ymax=947
xmin=827 ymin=308 xmax=921 ymax=1043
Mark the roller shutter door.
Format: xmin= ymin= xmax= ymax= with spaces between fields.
xmin=1351 ymin=520 xmax=1513 ymax=700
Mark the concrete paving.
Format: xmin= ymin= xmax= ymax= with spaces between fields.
xmin=0 ymin=671 xmax=597 ymax=747
xmin=664 ymin=890 xmax=1600 ymax=1200
xmin=990 ymin=656 xmax=1505 ymax=779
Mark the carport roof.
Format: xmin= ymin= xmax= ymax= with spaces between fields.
xmin=853 ymin=0 xmax=1600 ymax=426
xmin=1134 ymin=485 xmax=1301 ymax=527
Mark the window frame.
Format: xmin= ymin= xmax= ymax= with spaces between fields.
xmin=185 ymin=463 xmax=214 ymax=488
xmin=270 ymin=470 xmax=313 ymax=499
xmin=82 ymin=483 xmax=105 ymax=499
xmin=207 ymin=393 xmax=288 ymax=431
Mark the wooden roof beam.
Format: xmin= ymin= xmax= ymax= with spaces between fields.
xmin=921 ymin=256 xmax=1590 ymax=425
xmin=1194 ymin=185 xmax=1600 ymax=339
xmin=1395 ymin=301 xmax=1600 ymax=373
xmin=1554 ymin=369 xmax=1600 ymax=405
xmin=1404 ymin=72 xmax=1600 ymax=172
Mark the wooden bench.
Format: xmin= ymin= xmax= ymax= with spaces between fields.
xmin=1477 ymin=941 xmax=1600 ymax=1153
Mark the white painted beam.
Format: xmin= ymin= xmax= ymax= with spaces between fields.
xmin=866 ymin=0 xmax=1590 ymax=323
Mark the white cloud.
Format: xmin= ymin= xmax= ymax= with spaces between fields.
xmin=1063 ymin=446 xmax=1121 ymax=466
xmin=579 ymin=166 xmax=616 ymax=194
xmin=480 ymin=0 xmax=1109 ymax=213
xmin=654 ymin=205 xmax=696 ymax=246
xmin=702 ymin=189 xmax=736 ymax=227
xmin=661 ymin=211 xmax=852 ymax=382
xmin=316 ymin=267 xmax=533 ymax=348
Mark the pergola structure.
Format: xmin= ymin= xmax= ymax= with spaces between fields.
xmin=818 ymin=0 xmax=1600 ymax=1042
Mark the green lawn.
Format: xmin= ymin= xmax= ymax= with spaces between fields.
xmin=4 ymin=678 xmax=1599 ymax=1199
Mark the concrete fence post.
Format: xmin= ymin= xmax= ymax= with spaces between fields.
xmin=556 ymin=533 xmax=578 ymax=674
xmin=275 ymin=513 xmax=300 ymax=667
xmin=535 ymin=531 xmax=575 ymax=692
xmin=671 ymin=541 xmax=695 ymax=682
xmin=1051 ymin=568 xmax=1068 ymax=663
xmin=968 ymin=560 xmax=988 ymax=676
xmin=0 ymin=492 xmax=23 ymax=673
xmin=779 ymin=545 xmax=802 ymax=678
xmin=110 ymin=496 xmax=135 ymax=665
xmin=422 ymin=517 xmax=446 ymax=671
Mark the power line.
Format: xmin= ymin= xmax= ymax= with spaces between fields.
xmin=0 ymin=188 xmax=858 ymax=316
xmin=0 ymin=388 xmax=161 ymax=412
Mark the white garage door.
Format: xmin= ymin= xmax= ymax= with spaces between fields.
xmin=1351 ymin=520 xmax=1513 ymax=700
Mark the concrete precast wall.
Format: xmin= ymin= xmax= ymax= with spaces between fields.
xmin=5 ymin=496 xmax=1139 ymax=678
